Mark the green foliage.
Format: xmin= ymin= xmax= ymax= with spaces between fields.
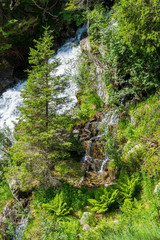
xmin=116 ymin=92 xmax=160 ymax=176
xmin=60 ymin=10 xmax=85 ymax=26
xmin=76 ymin=54 xmax=97 ymax=90
xmin=0 ymin=183 xmax=13 ymax=212
xmin=0 ymin=126 xmax=13 ymax=176
xmin=42 ymin=192 xmax=72 ymax=217
xmin=77 ymin=91 xmax=103 ymax=121
xmin=54 ymin=217 xmax=80 ymax=240
xmin=88 ymin=187 xmax=118 ymax=213
xmin=32 ymin=186 xmax=58 ymax=207
xmin=60 ymin=183 xmax=93 ymax=211
xmin=87 ymin=4 xmax=160 ymax=109
xmin=102 ymin=28 xmax=159 ymax=108
xmin=141 ymin=172 xmax=154 ymax=202
xmin=75 ymin=54 xmax=104 ymax=121
xmin=120 ymin=198 xmax=143 ymax=226
xmin=118 ymin=174 xmax=139 ymax=201
xmin=113 ymin=0 xmax=160 ymax=52
xmin=17 ymin=27 xmax=72 ymax=156
xmin=32 ymin=183 xmax=93 ymax=212
xmin=8 ymin=141 xmax=50 ymax=191
xmin=55 ymin=160 xmax=83 ymax=178
xmin=65 ymin=0 xmax=90 ymax=11
xmin=1 ymin=218 xmax=16 ymax=239
xmin=103 ymin=128 xmax=121 ymax=167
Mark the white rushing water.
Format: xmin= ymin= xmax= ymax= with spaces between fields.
xmin=0 ymin=25 xmax=86 ymax=132
xmin=99 ymin=157 xmax=109 ymax=173
xmin=0 ymin=81 xmax=25 ymax=130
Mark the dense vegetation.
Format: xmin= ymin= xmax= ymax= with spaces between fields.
xmin=0 ymin=0 xmax=160 ymax=239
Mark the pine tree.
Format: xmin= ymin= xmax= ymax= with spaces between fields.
xmin=16 ymin=27 xmax=71 ymax=158
xmin=7 ymin=27 xmax=73 ymax=189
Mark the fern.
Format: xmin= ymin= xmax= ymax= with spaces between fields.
xmin=42 ymin=192 xmax=72 ymax=216
xmin=118 ymin=174 xmax=139 ymax=200
xmin=88 ymin=189 xmax=118 ymax=213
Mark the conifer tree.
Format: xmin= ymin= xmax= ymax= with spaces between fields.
xmin=16 ymin=27 xmax=71 ymax=158
xmin=7 ymin=27 xmax=73 ymax=189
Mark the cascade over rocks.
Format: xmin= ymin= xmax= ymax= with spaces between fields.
xmin=76 ymin=110 xmax=119 ymax=187
xmin=79 ymin=111 xmax=105 ymax=170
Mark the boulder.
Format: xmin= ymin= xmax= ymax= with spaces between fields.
xmin=80 ymin=212 xmax=93 ymax=226
xmin=80 ymin=37 xmax=91 ymax=52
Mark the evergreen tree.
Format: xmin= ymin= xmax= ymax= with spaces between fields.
xmin=16 ymin=27 xmax=71 ymax=157
xmin=7 ymin=27 xmax=74 ymax=189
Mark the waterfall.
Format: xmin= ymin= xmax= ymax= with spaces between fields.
xmin=0 ymin=25 xmax=87 ymax=240
xmin=100 ymin=111 xmax=120 ymax=128
xmin=81 ymin=111 xmax=119 ymax=174
xmin=99 ymin=157 xmax=109 ymax=173
xmin=0 ymin=81 xmax=25 ymax=131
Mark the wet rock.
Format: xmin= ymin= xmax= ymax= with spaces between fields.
xmin=92 ymin=141 xmax=104 ymax=160
xmin=0 ymin=199 xmax=29 ymax=240
xmin=73 ymin=129 xmax=80 ymax=139
xmin=90 ymin=122 xmax=98 ymax=136
xmin=3 ymin=201 xmax=20 ymax=223
xmin=80 ymin=31 xmax=88 ymax=41
xmin=77 ymin=110 xmax=119 ymax=187
xmin=80 ymin=37 xmax=91 ymax=52
xmin=94 ymin=111 xmax=104 ymax=122
xmin=0 ymin=58 xmax=14 ymax=94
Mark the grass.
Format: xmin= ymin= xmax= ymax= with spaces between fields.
xmin=0 ymin=183 xmax=13 ymax=212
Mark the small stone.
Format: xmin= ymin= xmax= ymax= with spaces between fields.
xmin=80 ymin=212 xmax=93 ymax=225
xmin=82 ymin=224 xmax=91 ymax=231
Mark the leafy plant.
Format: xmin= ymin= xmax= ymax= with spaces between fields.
xmin=113 ymin=0 xmax=160 ymax=52
xmin=86 ymin=4 xmax=160 ymax=109
xmin=0 ymin=183 xmax=13 ymax=212
xmin=42 ymin=192 xmax=72 ymax=217
xmin=118 ymin=174 xmax=139 ymax=201
xmin=88 ymin=187 xmax=118 ymax=213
